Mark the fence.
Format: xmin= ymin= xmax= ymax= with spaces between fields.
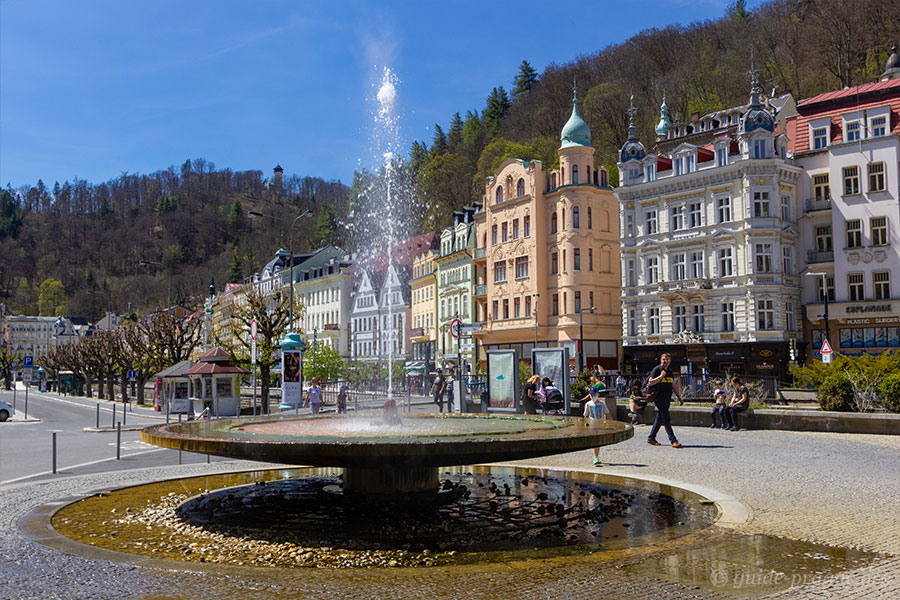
xmin=622 ymin=372 xmax=782 ymax=402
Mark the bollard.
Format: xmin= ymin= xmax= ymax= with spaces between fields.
xmin=178 ymin=414 xmax=182 ymax=464
xmin=96 ymin=403 xmax=100 ymax=429
xmin=122 ymin=404 xmax=126 ymax=426
xmin=52 ymin=431 xmax=58 ymax=474
xmin=116 ymin=422 xmax=121 ymax=460
xmin=24 ymin=386 xmax=28 ymax=420
xmin=166 ymin=397 xmax=170 ymax=424
xmin=112 ymin=404 xmax=116 ymax=428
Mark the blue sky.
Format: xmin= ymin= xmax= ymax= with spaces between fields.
xmin=0 ymin=0 xmax=745 ymax=188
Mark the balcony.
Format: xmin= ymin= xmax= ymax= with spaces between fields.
xmin=807 ymin=250 xmax=834 ymax=263
xmin=805 ymin=197 xmax=832 ymax=212
xmin=410 ymin=327 xmax=425 ymax=337
xmin=474 ymin=247 xmax=486 ymax=260
xmin=474 ymin=284 xmax=487 ymax=297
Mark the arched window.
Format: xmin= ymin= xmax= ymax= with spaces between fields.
xmin=551 ymin=173 xmax=557 ymax=189
xmin=600 ymin=170 xmax=608 ymax=187
xmin=551 ymin=212 xmax=558 ymax=234
xmin=517 ymin=178 xmax=525 ymax=197
xmin=573 ymin=206 xmax=580 ymax=228
xmin=587 ymin=207 xmax=592 ymax=229
xmin=572 ymin=165 xmax=579 ymax=184
xmin=495 ymin=186 xmax=503 ymax=204
xmin=600 ymin=210 xmax=610 ymax=232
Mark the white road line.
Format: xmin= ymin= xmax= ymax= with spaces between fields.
xmin=0 ymin=447 xmax=169 ymax=487
xmin=7 ymin=390 xmax=165 ymax=421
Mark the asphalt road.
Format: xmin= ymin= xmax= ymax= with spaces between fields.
xmin=0 ymin=386 xmax=230 ymax=485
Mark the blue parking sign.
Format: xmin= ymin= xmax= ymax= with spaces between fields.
xmin=23 ymin=355 xmax=34 ymax=369
xmin=128 ymin=369 xmax=137 ymax=380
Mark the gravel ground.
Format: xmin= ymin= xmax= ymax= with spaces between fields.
xmin=1 ymin=425 xmax=898 ymax=599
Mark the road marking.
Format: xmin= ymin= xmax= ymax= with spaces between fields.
xmin=107 ymin=440 xmax=155 ymax=450
xmin=0 ymin=447 xmax=168 ymax=487
xmin=4 ymin=390 xmax=165 ymax=421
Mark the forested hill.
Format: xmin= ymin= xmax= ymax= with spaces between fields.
xmin=0 ymin=159 xmax=349 ymax=321
xmin=403 ymin=0 xmax=900 ymax=231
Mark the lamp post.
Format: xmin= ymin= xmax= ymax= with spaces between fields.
xmin=247 ymin=209 xmax=311 ymax=332
xmin=578 ymin=305 xmax=596 ymax=373
xmin=533 ymin=294 xmax=540 ymax=349
xmin=138 ymin=259 xmax=170 ymax=308
xmin=807 ymin=272 xmax=830 ymax=347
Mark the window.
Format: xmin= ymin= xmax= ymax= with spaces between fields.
xmin=589 ymin=291 xmax=594 ymax=309
xmin=686 ymin=154 xmax=695 ymax=172
xmin=515 ymin=256 xmax=529 ymax=279
xmin=672 ymin=253 xmax=686 ymax=280
xmin=781 ymin=195 xmax=791 ymax=221
xmin=874 ymin=271 xmax=891 ymax=300
xmin=757 ymin=299 xmax=775 ymax=330
xmin=689 ymin=203 xmax=702 ymax=228
xmin=525 ymin=296 xmax=532 ymax=317
xmin=753 ymin=138 xmax=767 ymax=159
xmin=646 ymin=256 xmax=659 ymax=284
xmin=846 ymin=121 xmax=860 ymax=142
xmin=816 ymin=226 xmax=833 ymax=252
xmin=551 ymin=252 xmax=558 ymax=274
xmin=572 ymin=165 xmax=579 ymax=184
xmin=848 ymin=273 xmax=864 ymax=301
xmin=753 ymin=191 xmax=770 ymax=217
xmin=551 ymin=212 xmax=558 ymax=234
xmin=503 ymin=299 xmax=509 ymax=319
xmin=551 ymin=173 xmax=557 ymax=188
xmin=782 ymin=247 xmax=793 ymax=275
xmin=562 ymin=208 xmax=566 ymax=230
xmin=587 ymin=207 xmax=592 ymax=229
xmin=491 ymin=224 xmax=498 ymax=245
xmin=718 ymin=248 xmax=733 ymax=277
xmin=574 ymin=291 xmax=582 ymax=313
xmin=717 ymin=147 xmax=727 ymax=166
xmin=490 ymin=300 xmax=498 ymax=320
xmin=501 ymin=222 xmax=508 ymax=243
xmin=692 ymin=305 xmax=705 ymax=332
xmin=645 ymin=210 xmax=658 ymax=235
xmin=626 ymin=214 xmax=634 ymax=237
xmin=675 ymin=158 xmax=683 ymax=176
xmin=573 ymin=206 xmax=580 ymax=228
xmin=514 ymin=297 xmax=521 ymax=318
xmin=496 ymin=186 xmax=503 ymax=204
xmin=843 ymin=166 xmax=860 ymax=195
xmin=493 ymin=261 xmax=506 ymax=283
xmin=817 ymin=276 xmax=835 ymax=302
xmin=871 ymin=217 xmax=888 ymax=246
xmin=516 ymin=178 xmax=525 ymax=197
xmin=813 ymin=127 xmax=828 ymax=149
xmin=690 ymin=252 xmax=704 ymax=279
xmin=523 ymin=215 xmax=530 ymax=237
xmin=628 ymin=309 xmax=637 ymax=336
xmin=722 ymin=302 xmax=735 ymax=332
xmin=670 ymin=206 xmax=684 ymax=231
xmin=588 ymin=248 xmax=593 ymax=271
xmin=813 ymin=174 xmax=831 ymax=201
xmin=872 ymin=116 xmax=887 ymax=137
xmin=869 ymin=163 xmax=885 ymax=192
xmin=717 ymin=196 xmax=731 ymax=223
xmin=646 ymin=164 xmax=656 ymax=181
xmin=846 ymin=219 xmax=862 ymax=248
xmin=786 ymin=302 xmax=794 ymax=331
xmin=512 ymin=219 xmax=519 ymax=240
xmin=574 ymin=248 xmax=581 ymax=271
xmin=562 ymin=249 xmax=567 ymax=272
xmin=627 ymin=259 xmax=636 ymax=286
xmin=673 ymin=306 xmax=687 ymax=333
xmin=755 ymin=243 xmax=773 ymax=273
xmin=552 ymin=294 xmax=559 ymax=316
xmin=648 ymin=308 xmax=660 ymax=335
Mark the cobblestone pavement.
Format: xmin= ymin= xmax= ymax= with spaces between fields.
xmin=1 ymin=425 xmax=898 ymax=599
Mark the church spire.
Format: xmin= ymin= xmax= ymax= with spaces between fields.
xmin=655 ymin=93 xmax=670 ymax=138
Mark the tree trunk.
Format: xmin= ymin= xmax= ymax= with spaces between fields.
xmin=97 ymin=375 xmax=104 ymax=400
xmin=82 ymin=375 xmax=91 ymax=398
xmin=260 ymin=368 xmax=270 ymax=414
xmin=107 ymin=372 xmax=115 ymax=402
xmin=136 ymin=374 xmax=147 ymax=405
xmin=120 ymin=370 xmax=128 ymax=403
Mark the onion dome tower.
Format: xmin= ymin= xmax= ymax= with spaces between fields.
xmin=882 ymin=43 xmax=900 ymax=81
xmin=655 ymin=94 xmax=670 ymax=139
xmin=619 ymin=94 xmax=646 ymax=163
xmin=558 ymin=80 xmax=594 ymax=185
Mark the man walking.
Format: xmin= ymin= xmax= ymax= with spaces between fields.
xmin=646 ymin=353 xmax=683 ymax=448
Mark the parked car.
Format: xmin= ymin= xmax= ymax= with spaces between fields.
xmin=0 ymin=400 xmax=12 ymax=421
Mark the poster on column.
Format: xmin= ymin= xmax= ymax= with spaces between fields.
xmin=282 ymin=350 xmax=303 ymax=407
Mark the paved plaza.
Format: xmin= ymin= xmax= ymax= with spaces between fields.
xmin=2 ymin=422 xmax=899 ymax=599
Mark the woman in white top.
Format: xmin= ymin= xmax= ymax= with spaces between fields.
xmin=583 ymin=389 xmax=611 ymax=465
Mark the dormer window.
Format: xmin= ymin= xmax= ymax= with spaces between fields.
xmin=675 ymin=158 xmax=683 ymax=176
xmin=646 ymin=164 xmax=655 ymax=182
xmin=846 ymin=121 xmax=860 ymax=142
xmin=872 ymin=116 xmax=887 ymax=137
xmin=753 ymin=139 xmax=767 ymax=159
xmin=717 ymin=147 xmax=727 ymax=166
xmin=686 ymin=154 xmax=695 ymax=173
xmin=812 ymin=127 xmax=828 ymax=149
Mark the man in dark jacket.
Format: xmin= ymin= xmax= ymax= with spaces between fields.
xmin=646 ymin=353 xmax=683 ymax=448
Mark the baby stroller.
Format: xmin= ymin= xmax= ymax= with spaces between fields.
xmin=540 ymin=384 xmax=566 ymax=415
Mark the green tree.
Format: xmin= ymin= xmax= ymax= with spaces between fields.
xmin=162 ymin=244 xmax=183 ymax=271
xmin=474 ymin=138 xmax=548 ymax=185
xmin=461 ymin=110 xmax=486 ymax=165
xmin=0 ymin=346 xmax=23 ymax=390
xmin=311 ymin=202 xmax=340 ymax=248
xmin=38 ymin=278 xmax=66 ymax=316
xmin=483 ymin=87 xmax=511 ymax=137
xmin=0 ymin=188 xmax=23 ymax=239
xmin=447 ymin=112 xmax=464 ymax=151
xmin=227 ymin=197 xmax=246 ymax=237
xmin=418 ymin=153 xmax=475 ymax=230
xmin=512 ymin=60 xmax=539 ymax=98
xmin=430 ymin=124 xmax=449 ymax=156
xmin=407 ymin=141 xmax=429 ymax=179
xmin=228 ymin=246 xmax=243 ymax=283
xmin=306 ymin=342 xmax=347 ymax=382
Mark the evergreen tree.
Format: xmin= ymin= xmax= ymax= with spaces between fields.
xmin=311 ymin=202 xmax=340 ymax=248
xmin=483 ymin=87 xmax=511 ymax=137
xmin=228 ymin=246 xmax=243 ymax=283
xmin=512 ymin=60 xmax=539 ymax=97
xmin=407 ymin=141 xmax=429 ymax=178
xmin=448 ymin=112 xmax=464 ymax=151
xmin=430 ymin=124 xmax=449 ymax=156
xmin=227 ymin=197 xmax=246 ymax=235
xmin=0 ymin=188 xmax=23 ymax=239
xmin=461 ymin=110 xmax=486 ymax=165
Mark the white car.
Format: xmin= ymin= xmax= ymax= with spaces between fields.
xmin=0 ymin=400 xmax=12 ymax=421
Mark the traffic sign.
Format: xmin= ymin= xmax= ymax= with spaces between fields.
xmin=820 ymin=339 xmax=833 ymax=354
xmin=23 ymin=355 xmax=34 ymax=369
xmin=450 ymin=318 xmax=462 ymax=339
xmin=250 ymin=318 xmax=258 ymax=341
xmin=459 ymin=323 xmax=481 ymax=332
xmin=128 ymin=369 xmax=137 ymax=380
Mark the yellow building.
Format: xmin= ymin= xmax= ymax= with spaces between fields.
xmin=409 ymin=249 xmax=439 ymax=371
xmin=474 ymin=88 xmax=622 ymax=370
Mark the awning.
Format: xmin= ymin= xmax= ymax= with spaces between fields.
xmin=403 ymin=361 xmax=426 ymax=370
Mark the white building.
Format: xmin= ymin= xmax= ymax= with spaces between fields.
xmin=789 ymin=48 xmax=900 ymax=357
xmin=293 ymin=247 xmax=353 ymax=356
xmin=616 ymin=68 xmax=802 ymax=379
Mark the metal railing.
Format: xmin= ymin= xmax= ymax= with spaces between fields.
xmin=474 ymin=284 xmax=487 ymax=296
xmin=805 ymin=197 xmax=832 ymax=212
xmin=807 ymin=249 xmax=834 ymax=263
xmin=474 ymin=248 xmax=486 ymax=259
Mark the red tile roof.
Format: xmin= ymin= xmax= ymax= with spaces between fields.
xmin=184 ymin=362 xmax=249 ymax=376
xmin=797 ymin=78 xmax=900 ymax=107
xmin=197 ymin=347 xmax=232 ymax=362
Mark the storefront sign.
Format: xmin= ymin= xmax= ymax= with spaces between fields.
xmin=709 ymin=348 xmax=743 ymax=359
xmin=846 ymin=304 xmax=891 ymax=314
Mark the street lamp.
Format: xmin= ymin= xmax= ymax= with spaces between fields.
xmin=807 ymin=272 xmax=831 ymax=347
xmin=578 ymin=305 xmax=596 ymax=373
xmin=533 ymin=294 xmax=540 ymax=349
xmin=138 ymin=259 xmax=171 ymax=308
xmin=247 ymin=209 xmax=312 ymax=332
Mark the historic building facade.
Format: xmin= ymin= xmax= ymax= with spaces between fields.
xmin=789 ymin=49 xmax=900 ymax=357
xmin=474 ymin=90 xmax=621 ymax=370
xmin=292 ymin=246 xmax=354 ymax=356
xmin=409 ymin=249 xmax=439 ymax=372
xmin=435 ymin=206 xmax=478 ymax=368
xmin=616 ymin=69 xmax=803 ymax=380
